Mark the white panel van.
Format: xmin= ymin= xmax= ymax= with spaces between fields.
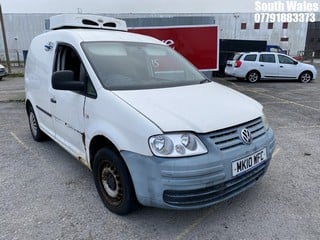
xmin=25 ymin=14 xmax=275 ymax=215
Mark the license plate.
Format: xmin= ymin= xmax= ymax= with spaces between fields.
xmin=232 ymin=148 xmax=267 ymax=177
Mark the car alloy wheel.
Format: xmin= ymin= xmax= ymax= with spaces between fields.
xmin=299 ymin=72 xmax=312 ymax=83
xmin=247 ymin=71 xmax=260 ymax=83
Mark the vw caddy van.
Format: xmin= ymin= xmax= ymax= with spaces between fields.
xmin=25 ymin=14 xmax=275 ymax=215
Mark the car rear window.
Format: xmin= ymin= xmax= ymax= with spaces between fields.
xmin=244 ymin=54 xmax=257 ymax=61
xmin=233 ymin=54 xmax=243 ymax=60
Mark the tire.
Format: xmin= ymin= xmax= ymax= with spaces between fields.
xmin=299 ymin=71 xmax=312 ymax=83
xmin=246 ymin=71 xmax=260 ymax=83
xmin=93 ymin=148 xmax=138 ymax=215
xmin=27 ymin=105 xmax=46 ymax=141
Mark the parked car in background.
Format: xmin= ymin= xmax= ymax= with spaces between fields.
xmin=225 ymin=52 xmax=317 ymax=83
xmin=0 ymin=64 xmax=7 ymax=80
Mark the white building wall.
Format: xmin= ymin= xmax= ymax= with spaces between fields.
xmin=215 ymin=12 xmax=320 ymax=56
xmin=0 ymin=13 xmax=53 ymax=62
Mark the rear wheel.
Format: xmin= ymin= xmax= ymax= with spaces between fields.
xmin=246 ymin=71 xmax=260 ymax=83
xmin=27 ymin=105 xmax=46 ymax=141
xmin=299 ymin=71 xmax=312 ymax=83
xmin=93 ymin=148 xmax=138 ymax=215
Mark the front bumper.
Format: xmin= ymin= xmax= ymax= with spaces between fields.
xmin=121 ymin=121 xmax=275 ymax=209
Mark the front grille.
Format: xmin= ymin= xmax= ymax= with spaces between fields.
xmin=208 ymin=117 xmax=266 ymax=151
xmin=163 ymin=162 xmax=267 ymax=207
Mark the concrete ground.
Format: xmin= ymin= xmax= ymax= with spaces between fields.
xmin=0 ymin=67 xmax=319 ymax=240
xmin=0 ymin=77 xmax=25 ymax=102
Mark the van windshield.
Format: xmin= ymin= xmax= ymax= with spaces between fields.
xmin=81 ymin=42 xmax=206 ymax=90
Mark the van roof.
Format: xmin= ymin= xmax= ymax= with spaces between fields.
xmin=43 ymin=28 xmax=165 ymax=45
xmin=50 ymin=14 xmax=128 ymax=31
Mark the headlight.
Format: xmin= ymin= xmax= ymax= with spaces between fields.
xmin=149 ymin=133 xmax=207 ymax=157
xmin=262 ymin=112 xmax=270 ymax=130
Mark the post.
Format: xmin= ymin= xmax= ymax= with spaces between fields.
xmin=311 ymin=51 xmax=315 ymax=64
xmin=0 ymin=4 xmax=11 ymax=73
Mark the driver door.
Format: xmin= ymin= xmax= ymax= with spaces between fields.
xmin=50 ymin=44 xmax=87 ymax=160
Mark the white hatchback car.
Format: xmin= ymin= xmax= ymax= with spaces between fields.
xmin=0 ymin=64 xmax=7 ymax=80
xmin=225 ymin=52 xmax=317 ymax=83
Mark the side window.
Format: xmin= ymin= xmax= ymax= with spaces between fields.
xmin=278 ymin=55 xmax=296 ymax=64
xmin=54 ymin=44 xmax=97 ymax=98
xmin=86 ymin=78 xmax=97 ymax=98
xmin=259 ymin=54 xmax=276 ymax=63
xmin=243 ymin=54 xmax=257 ymax=61
xmin=55 ymin=45 xmax=81 ymax=80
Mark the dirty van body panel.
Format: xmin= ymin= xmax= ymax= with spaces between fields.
xmin=83 ymin=90 xmax=163 ymax=161
xmin=25 ymin=35 xmax=56 ymax=139
xmin=50 ymin=90 xmax=86 ymax=162
xmin=121 ymin=127 xmax=275 ymax=208
xmin=25 ymin=30 xmax=97 ymax=164
xmin=49 ymin=40 xmax=89 ymax=163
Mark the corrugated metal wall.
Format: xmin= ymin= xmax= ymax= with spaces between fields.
xmin=0 ymin=13 xmax=53 ymax=63
xmin=123 ymin=15 xmax=215 ymax=27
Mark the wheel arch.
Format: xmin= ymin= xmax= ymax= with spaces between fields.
xmin=89 ymin=135 xmax=120 ymax=170
xmin=25 ymin=99 xmax=33 ymax=113
xmin=299 ymin=70 xmax=313 ymax=79
xmin=246 ymin=69 xmax=261 ymax=77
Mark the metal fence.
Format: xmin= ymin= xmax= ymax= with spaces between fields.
xmin=297 ymin=50 xmax=320 ymax=61
xmin=0 ymin=49 xmax=24 ymax=67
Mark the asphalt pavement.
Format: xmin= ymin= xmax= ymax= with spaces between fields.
xmin=0 ymin=67 xmax=319 ymax=240
xmin=0 ymin=77 xmax=25 ymax=102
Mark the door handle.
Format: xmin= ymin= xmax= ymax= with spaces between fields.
xmin=280 ymin=66 xmax=284 ymax=68
xmin=50 ymin=98 xmax=57 ymax=103
xmin=260 ymin=64 xmax=264 ymax=67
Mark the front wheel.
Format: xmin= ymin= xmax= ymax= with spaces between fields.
xmin=93 ymin=148 xmax=138 ymax=215
xmin=246 ymin=71 xmax=260 ymax=83
xmin=299 ymin=71 xmax=312 ymax=83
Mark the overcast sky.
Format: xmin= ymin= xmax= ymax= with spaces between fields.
xmin=1 ymin=0 xmax=263 ymax=13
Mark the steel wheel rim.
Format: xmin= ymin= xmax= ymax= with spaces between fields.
xmin=101 ymin=162 xmax=123 ymax=206
xmin=29 ymin=112 xmax=38 ymax=136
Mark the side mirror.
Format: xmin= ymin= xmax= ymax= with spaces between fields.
xmin=294 ymin=61 xmax=298 ymax=65
xmin=52 ymin=70 xmax=85 ymax=91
